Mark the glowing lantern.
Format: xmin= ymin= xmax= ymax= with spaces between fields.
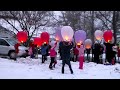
xmin=40 ymin=32 xmax=50 ymax=44
xmin=74 ymin=30 xmax=86 ymax=45
xmin=84 ymin=39 xmax=92 ymax=49
xmin=103 ymin=30 xmax=113 ymax=43
xmin=33 ymin=37 xmax=42 ymax=47
xmin=61 ymin=26 xmax=74 ymax=42
xmin=16 ymin=31 xmax=28 ymax=43
xmin=55 ymin=27 xmax=63 ymax=42
xmin=94 ymin=30 xmax=103 ymax=41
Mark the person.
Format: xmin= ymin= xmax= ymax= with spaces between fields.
xmin=14 ymin=42 xmax=20 ymax=61
xmin=45 ymin=44 xmax=51 ymax=61
xmin=104 ymin=41 xmax=114 ymax=64
xmin=94 ymin=41 xmax=101 ymax=64
xmin=112 ymin=44 xmax=117 ymax=65
xmin=29 ymin=41 xmax=34 ymax=58
xmin=58 ymin=41 xmax=63 ymax=60
xmin=60 ymin=41 xmax=74 ymax=74
xmin=73 ymin=46 xmax=79 ymax=62
xmin=49 ymin=42 xmax=57 ymax=70
xmin=77 ymin=44 xmax=85 ymax=69
xmin=117 ymin=42 xmax=120 ymax=61
xmin=85 ymin=48 xmax=91 ymax=62
xmin=91 ymin=44 xmax=95 ymax=62
xmin=70 ymin=48 xmax=74 ymax=62
xmin=41 ymin=43 xmax=48 ymax=63
xmin=33 ymin=45 xmax=38 ymax=59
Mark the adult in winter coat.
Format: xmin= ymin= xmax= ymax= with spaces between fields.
xmin=60 ymin=41 xmax=74 ymax=74
xmin=104 ymin=42 xmax=114 ymax=64
xmin=41 ymin=43 xmax=48 ymax=63
xmin=94 ymin=42 xmax=101 ymax=64
xmin=49 ymin=42 xmax=57 ymax=70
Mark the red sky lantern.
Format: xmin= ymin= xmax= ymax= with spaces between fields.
xmin=34 ymin=37 xmax=42 ymax=47
xmin=103 ymin=30 xmax=113 ymax=43
xmin=16 ymin=31 xmax=28 ymax=43
xmin=40 ymin=32 xmax=50 ymax=44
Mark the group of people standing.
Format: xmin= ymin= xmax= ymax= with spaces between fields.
xmin=26 ymin=39 xmax=120 ymax=74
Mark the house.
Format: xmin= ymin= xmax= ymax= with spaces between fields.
xmin=0 ymin=25 xmax=15 ymax=38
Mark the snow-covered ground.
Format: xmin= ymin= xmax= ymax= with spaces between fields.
xmin=0 ymin=55 xmax=120 ymax=79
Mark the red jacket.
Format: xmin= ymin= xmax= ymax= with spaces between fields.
xmin=117 ymin=47 xmax=120 ymax=57
xmin=73 ymin=48 xmax=79 ymax=55
xmin=14 ymin=43 xmax=20 ymax=54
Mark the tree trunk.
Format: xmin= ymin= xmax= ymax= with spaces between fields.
xmin=91 ymin=11 xmax=95 ymax=42
xmin=112 ymin=11 xmax=118 ymax=44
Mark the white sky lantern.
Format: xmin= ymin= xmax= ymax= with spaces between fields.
xmin=85 ymin=39 xmax=92 ymax=49
xmin=94 ymin=30 xmax=103 ymax=41
xmin=61 ymin=26 xmax=74 ymax=42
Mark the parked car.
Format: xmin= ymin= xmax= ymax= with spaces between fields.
xmin=0 ymin=37 xmax=28 ymax=59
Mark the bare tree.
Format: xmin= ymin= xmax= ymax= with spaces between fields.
xmin=0 ymin=11 xmax=53 ymax=46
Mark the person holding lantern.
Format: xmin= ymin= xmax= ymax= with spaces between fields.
xmin=60 ymin=41 xmax=74 ymax=74
xmin=103 ymin=30 xmax=115 ymax=64
xmin=49 ymin=42 xmax=57 ymax=70
xmin=94 ymin=41 xmax=102 ymax=64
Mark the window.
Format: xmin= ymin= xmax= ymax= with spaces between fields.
xmin=0 ymin=39 xmax=9 ymax=46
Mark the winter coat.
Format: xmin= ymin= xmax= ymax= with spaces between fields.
xmin=117 ymin=47 xmax=120 ymax=57
xmin=104 ymin=42 xmax=114 ymax=60
xmin=70 ymin=49 xmax=74 ymax=58
xmin=14 ymin=43 xmax=20 ymax=54
xmin=41 ymin=45 xmax=48 ymax=55
xmin=60 ymin=41 xmax=73 ymax=59
xmin=73 ymin=48 xmax=79 ymax=55
xmin=77 ymin=46 xmax=85 ymax=57
xmin=50 ymin=43 xmax=57 ymax=57
xmin=28 ymin=47 xmax=33 ymax=55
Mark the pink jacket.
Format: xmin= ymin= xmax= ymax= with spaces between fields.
xmin=50 ymin=42 xmax=57 ymax=57
xmin=28 ymin=47 xmax=33 ymax=55
xmin=77 ymin=45 xmax=85 ymax=57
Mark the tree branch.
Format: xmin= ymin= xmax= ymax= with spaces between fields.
xmin=4 ymin=19 xmax=19 ymax=32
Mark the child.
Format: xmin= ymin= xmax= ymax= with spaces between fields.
xmin=73 ymin=46 xmax=79 ymax=62
xmin=77 ymin=44 xmax=85 ymax=69
xmin=14 ymin=42 xmax=20 ymax=61
xmin=49 ymin=42 xmax=57 ymax=70
xmin=41 ymin=43 xmax=48 ymax=63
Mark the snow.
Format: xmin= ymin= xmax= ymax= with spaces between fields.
xmin=0 ymin=54 xmax=120 ymax=79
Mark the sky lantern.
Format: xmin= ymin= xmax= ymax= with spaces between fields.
xmin=74 ymin=30 xmax=86 ymax=46
xmin=16 ymin=31 xmax=28 ymax=43
xmin=84 ymin=39 xmax=92 ymax=49
xmin=55 ymin=27 xmax=63 ymax=42
xmin=33 ymin=37 xmax=42 ymax=47
xmin=103 ymin=30 xmax=113 ymax=43
xmin=61 ymin=26 xmax=74 ymax=42
xmin=94 ymin=30 xmax=103 ymax=41
xmin=40 ymin=32 xmax=50 ymax=44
